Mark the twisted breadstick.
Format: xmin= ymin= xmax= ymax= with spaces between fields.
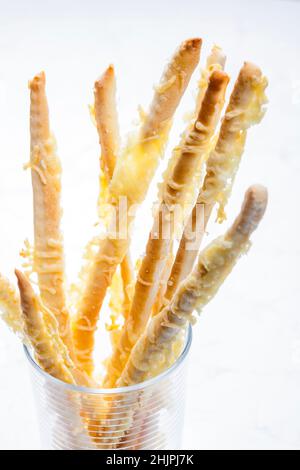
xmin=164 ymin=62 xmax=268 ymax=305
xmin=29 ymin=73 xmax=73 ymax=356
xmin=72 ymin=38 xmax=202 ymax=374
xmin=104 ymin=70 xmax=229 ymax=387
xmin=119 ymin=184 xmax=268 ymax=387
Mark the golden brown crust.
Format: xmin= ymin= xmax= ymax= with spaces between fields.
xmin=119 ymin=185 xmax=268 ymax=387
xmin=94 ymin=65 xmax=134 ymax=319
xmin=15 ymin=269 xmax=75 ymax=384
xmin=29 ymin=72 xmax=73 ymax=357
xmin=98 ymin=185 xmax=268 ymax=448
xmin=103 ymin=71 xmax=229 ymax=387
xmin=164 ymin=62 xmax=267 ymax=304
xmin=195 ymin=44 xmax=226 ymax=116
xmin=72 ymin=39 xmax=202 ymax=375
xmin=119 ymin=254 xmax=134 ymax=319
xmin=141 ymin=38 xmax=202 ymax=139
xmin=94 ymin=65 xmax=119 ymax=180
xmin=163 ymin=202 xmax=213 ymax=305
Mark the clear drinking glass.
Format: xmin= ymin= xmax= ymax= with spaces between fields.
xmin=24 ymin=326 xmax=192 ymax=450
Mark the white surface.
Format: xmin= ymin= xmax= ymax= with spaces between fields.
xmin=0 ymin=0 xmax=299 ymax=450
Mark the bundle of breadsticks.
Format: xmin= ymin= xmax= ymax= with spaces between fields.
xmin=1 ymin=38 xmax=268 ymax=444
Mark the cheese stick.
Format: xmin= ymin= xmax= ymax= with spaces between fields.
xmin=153 ymin=45 xmax=227 ymax=315
xmin=15 ymin=270 xmax=96 ymax=388
xmin=15 ymin=269 xmax=75 ymax=384
xmin=72 ymin=38 xmax=202 ymax=375
xmin=94 ymin=65 xmax=119 ymax=181
xmin=163 ymin=62 xmax=268 ymax=305
xmin=29 ymin=72 xmax=73 ymax=356
xmin=97 ymin=185 xmax=268 ymax=448
xmin=119 ymin=184 xmax=268 ymax=387
xmin=141 ymin=38 xmax=202 ymax=140
xmin=109 ymin=38 xmax=202 ymax=206
xmin=94 ymin=66 xmax=134 ymax=318
xmin=0 ymin=273 xmax=24 ymax=339
xmin=195 ymin=44 xmax=226 ymax=116
xmin=104 ymin=70 xmax=229 ymax=387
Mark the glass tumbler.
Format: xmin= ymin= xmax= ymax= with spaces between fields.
xmin=25 ymin=326 xmax=192 ymax=450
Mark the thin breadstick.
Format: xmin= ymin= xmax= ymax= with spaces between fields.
xmin=94 ymin=65 xmax=134 ymax=317
xmin=15 ymin=269 xmax=75 ymax=384
xmin=119 ymin=184 xmax=268 ymax=387
xmin=109 ymin=38 xmax=202 ymax=207
xmin=153 ymin=45 xmax=227 ymax=315
xmin=104 ymin=70 xmax=229 ymax=387
xmin=15 ymin=269 xmax=96 ymax=388
xmin=94 ymin=64 xmax=119 ymax=181
xmin=0 ymin=273 xmax=24 ymax=339
xmin=163 ymin=62 xmax=268 ymax=305
xmin=28 ymin=72 xmax=73 ymax=356
xmin=72 ymin=39 xmax=202 ymax=375
xmin=195 ymin=44 xmax=226 ymax=116
xmin=141 ymin=38 xmax=202 ymax=140
xmin=98 ymin=185 xmax=268 ymax=448
xmin=16 ymin=272 xmax=100 ymax=447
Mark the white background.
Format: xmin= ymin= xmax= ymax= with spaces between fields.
xmin=0 ymin=0 xmax=299 ymax=450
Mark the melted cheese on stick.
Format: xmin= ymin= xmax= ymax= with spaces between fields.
xmin=97 ymin=185 xmax=268 ymax=449
xmin=153 ymin=45 xmax=227 ymax=315
xmin=104 ymin=70 xmax=229 ymax=387
xmin=29 ymin=73 xmax=73 ymax=357
xmin=94 ymin=65 xmax=134 ymax=320
xmin=72 ymin=38 xmax=202 ymax=375
xmin=164 ymin=62 xmax=268 ymax=306
xmin=119 ymin=184 xmax=268 ymax=387
xmin=16 ymin=270 xmax=75 ymax=384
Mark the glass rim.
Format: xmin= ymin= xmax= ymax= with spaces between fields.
xmin=24 ymin=324 xmax=192 ymax=395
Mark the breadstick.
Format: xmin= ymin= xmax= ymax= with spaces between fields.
xmin=16 ymin=273 xmax=99 ymax=446
xmin=141 ymin=38 xmax=202 ymax=140
xmin=119 ymin=184 xmax=268 ymax=387
xmin=94 ymin=64 xmax=119 ymax=181
xmin=0 ymin=273 xmax=24 ymax=339
xmin=153 ymin=45 xmax=227 ymax=314
xmin=109 ymin=38 xmax=202 ymax=206
xmin=98 ymin=185 xmax=268 ymax=448
xmin=29 ymin=72 xmax=73 ymax=355
xmin=119 ymin=255 xmax=134 ymax=320
xmin=72 ymin=39 xmax=202 ymax=375
xmin=151 ymin=250 xmax=174 ymax=316
xmin=94 ymin=65 xmax=134 ymax=317
xmin=15 ymin=269 xmax=97 ymax=389
xmin=164 ymin=62 xmax=268 ymax=305
xmin=15 ymin=269 xmax=75 ymax=384
xmin=104 ymin=70 xmax=229 ymax=387
xmin=195 ymin=44 xmax=226 ymax=116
